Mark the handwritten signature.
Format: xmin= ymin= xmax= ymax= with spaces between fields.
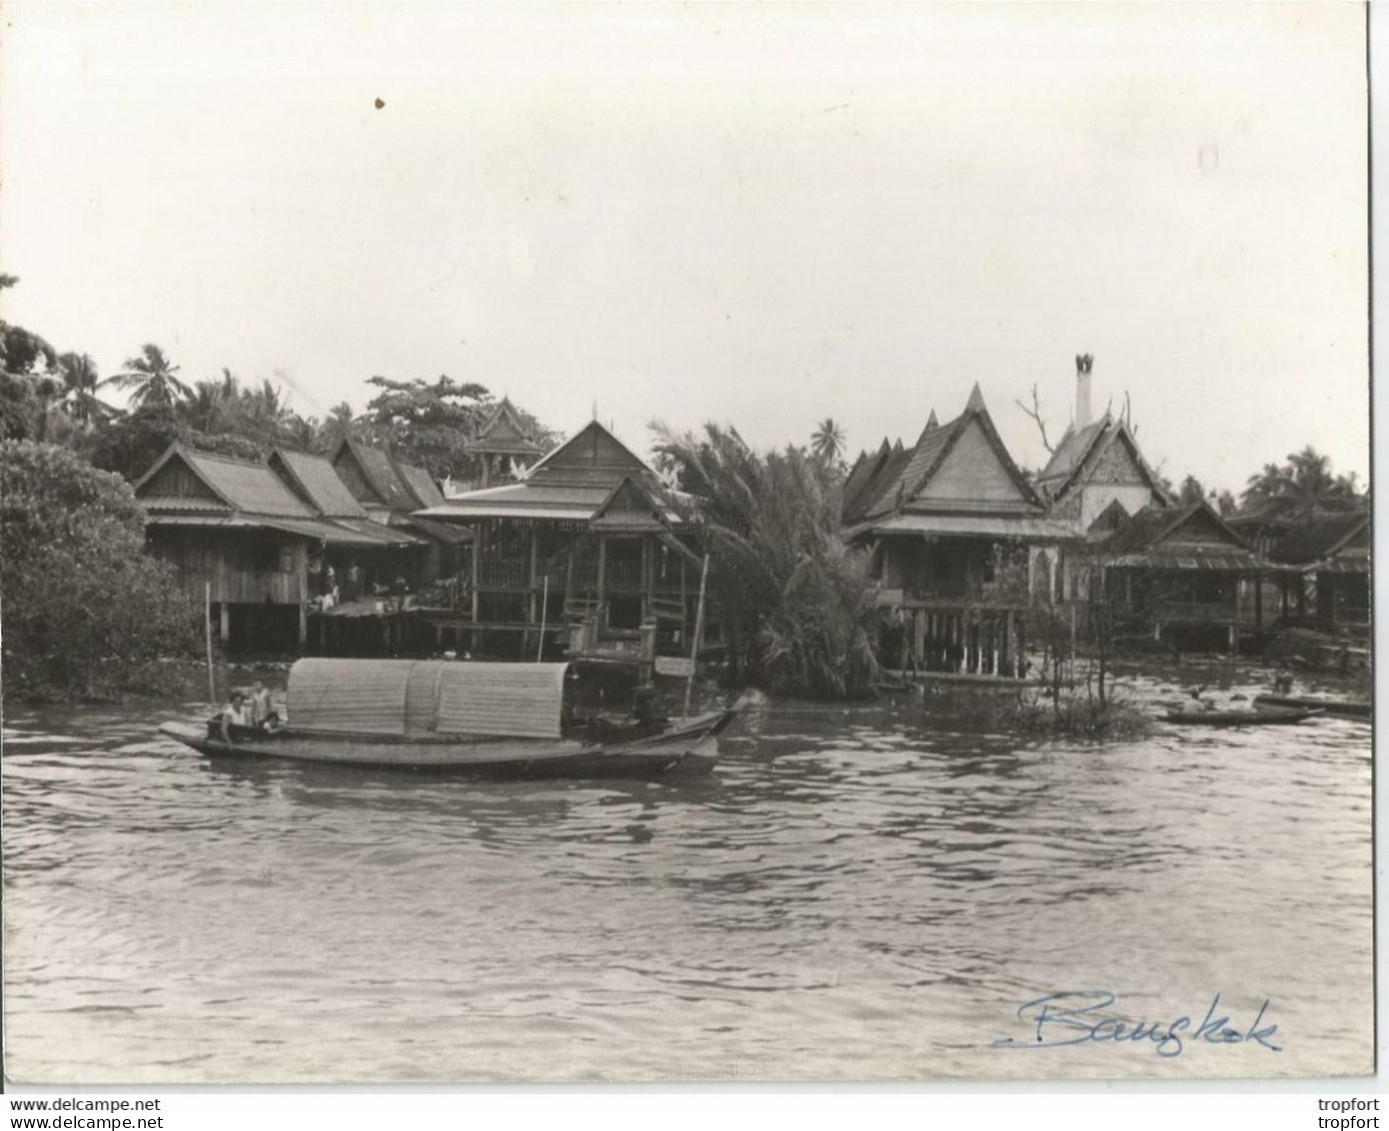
xmin=993 ymin=991 xmax=1281 ymax=1058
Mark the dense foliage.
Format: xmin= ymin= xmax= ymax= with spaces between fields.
xmin=0 ymin=442 xmax=200 ymax=699
xmin=653 ymin=422 xmax=879 ymax=699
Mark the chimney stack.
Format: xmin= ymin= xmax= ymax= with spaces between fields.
xmin=1075 ymin=353 xmax=1094 ymax=429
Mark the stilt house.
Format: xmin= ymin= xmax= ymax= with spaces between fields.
xmin=267 ymin=448 xmax=422 ymax=600
xmin=329 ymin=437 xmax=471 ymax=586
xmin=843 ymin=385 xmax=1071 ymax=676
xmin=1081 ymin=500 xmax=1264 ymax=649
xmin=416 ymin=419 xmax=703 ymax=659
xmin=134 ymin=444 xmax=357 ymax=651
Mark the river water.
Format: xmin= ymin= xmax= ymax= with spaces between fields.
xmin=2 ymin=666 xmax=1372 ymax=1083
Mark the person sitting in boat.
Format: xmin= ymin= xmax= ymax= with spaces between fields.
xmin=220 ymin=691 xmax=251 ymax=746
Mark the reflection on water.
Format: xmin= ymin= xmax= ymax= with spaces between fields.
xmin=1 ymin=667 xmax=1372 ymax=1082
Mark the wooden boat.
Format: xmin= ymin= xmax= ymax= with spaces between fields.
xmin=1162 ymin=706 xmax=1322 ymax=727
xmin=160 ymin=659 xmax=740 ymax=778
xmin=1252 ymin=694 xmax=1371 ymax=719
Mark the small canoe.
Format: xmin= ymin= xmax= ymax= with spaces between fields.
xmin=161 ymin=658 xmax=740 ymax=778
xmin=1252 ymin=694 xmax=1371 ymax=719
xmin=1163 ymin=706 xmax=1322 ymax=727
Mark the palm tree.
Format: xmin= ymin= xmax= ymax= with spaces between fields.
xmin=811 ymin=417 xmax=846 ymax=465
xmin=1240 ymin=446 xmax=1361 ymax=517
xmin=651 ymin=420 xmax=880 ymax=697
xmin=103 ymin=344 xmax=192 ymax=410
xmin=57 ymin=352 xmax=115 ymax=426
xmin=280 ymin=413 xmax=321 ymax=452
xmin=238 ymin=378 xmax=294 ymax=440
xmin=317 ymin=401 xmax=358 ymax=452
xmin=182 ymin=379 xmax=233 ymax=435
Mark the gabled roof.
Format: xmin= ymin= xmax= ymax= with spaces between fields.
xmin=394 ymin=461 xmax=446 ymax=509
xmin=1095 ymin=501 xmax=1262 ymax=570
xmin=268 ymin=449 xmax=368 ymax=519
xmin=522 ymin=419 xmax=656 ymax=488
xmin=464 ymin=397 xmax=546 ymax=457
xmin=136 ymin=444 xmax=315 ymax=518
xmin=842 ymin=439 xmax=897 ymax=524
xmin=134 ymin=443 xmax=360 ymax=544
xmin=1266 ymin=510 xmax=1370 ymax=567
xmin=590 ymin=476 xmax=670 ymax=532
xmin=863 ymin=384 xmax=1044 ymax=520
xmin=1037 ymin=418 xmax=1108 ymax=490
xmin=331 ymin=437 xmax=419 ymax=512
xmin=1086 ymin=497 xmax=1132 ymax=540
xmin=1036 ymin=415 xmax=1169 ymax=504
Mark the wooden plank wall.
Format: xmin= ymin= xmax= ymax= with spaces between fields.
xmin=148 ymin=529 xmax=308 ymax=605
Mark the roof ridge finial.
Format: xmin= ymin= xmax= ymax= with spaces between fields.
xmin=966 ymin=382 xmax=985 ymax=413
xmin=926 ymin=408 xmax=939 ymax=429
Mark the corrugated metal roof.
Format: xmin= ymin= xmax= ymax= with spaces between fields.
xmin=271 ymin=449 xmax=368 ymax=518
xmin=1106 ymin=551 xmax=1263 ymax=571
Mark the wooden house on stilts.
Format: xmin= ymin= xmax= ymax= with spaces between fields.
xmin=328 ymin=437 xmax=471 ymax=587
xmin=416 ymin=419 xmax=703 ymax=661
xmin=134 ymin=444 xmax=367 ymax=652
xmin=843 ymin=384 xmax=1071 ymax=676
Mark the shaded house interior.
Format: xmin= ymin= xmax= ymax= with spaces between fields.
xmin=417 ymin=420 xmax=704 ymax=660
xmin=843 ymin=385 xmax=1070 ymax=676
xmin=267 ymin=448 xmax=423 ymax=601
xmin=135 ymin=444 xmax=354 ymax=652
xmin=1264 ymin=510 xmax=1370 ymax=632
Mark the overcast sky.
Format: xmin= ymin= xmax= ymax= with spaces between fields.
xmin=1 ymin=3 xmax=1369 ymax=494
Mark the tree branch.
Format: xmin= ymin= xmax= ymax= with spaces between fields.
xmin=1014 ymin=383 xmax=1054 ymax=454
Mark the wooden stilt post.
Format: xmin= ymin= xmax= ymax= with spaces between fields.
xmin=537 ymin=576 xmax=549 ymax=662
xmin=204 ymin=582 xmax=216 ymax=706
xmin=684 ymin=554 xmax=710 ymax=717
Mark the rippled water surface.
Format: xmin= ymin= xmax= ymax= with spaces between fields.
xmin=2 ymin=668 xmax=1373 ymax=1082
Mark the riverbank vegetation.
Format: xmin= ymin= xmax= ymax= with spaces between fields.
xmin=653 ymin=422 xmax=880 ymax=700
xmin=0 ymin=442 xmax=202 ymax=701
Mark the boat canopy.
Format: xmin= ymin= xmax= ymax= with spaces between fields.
xmin=287 ymin=659 xmax=569 ymax=739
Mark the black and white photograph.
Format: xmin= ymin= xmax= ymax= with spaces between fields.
xmin=0 ymin=1 xmax=1374 ymax=1093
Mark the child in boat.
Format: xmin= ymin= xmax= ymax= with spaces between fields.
xmin=249 ymin=681 xmax=282 ymax=729
xmin=220 ymin=691 xmax=251 ymax=746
